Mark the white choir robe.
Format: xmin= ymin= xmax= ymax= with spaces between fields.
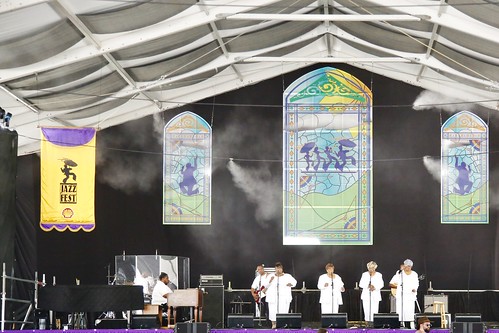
xmin=251 ymin=273 xmax=270 ymax=317
xmin=359 ymin=271 xmax=384 ymax=321
xmin=389 ymin=270 xmax=419 ymax=322
xmin=317 ymin=274 xmax=344 ymax=314
xmin=265 ymin=273 xmax=297 ymax=321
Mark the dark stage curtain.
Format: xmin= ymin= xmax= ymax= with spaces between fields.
xmin=0 ymin=129 xmax=19 ymax=325
xmin=12 ymin=153 xmax=39 ymax=328
xmin=0 ymin=131 xmax=38 ymax=328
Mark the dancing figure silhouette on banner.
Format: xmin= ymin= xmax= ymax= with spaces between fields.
xmin=454 ymin=156 xmax=473 ymax=195
xmin=179 ymin=157 xmax=199 ymax=195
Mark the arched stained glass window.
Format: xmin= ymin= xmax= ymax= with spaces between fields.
xmin=441 ymin=111 xmax=488 ymax=224
xmin=283 ymin=67 xmax=373 ymax=245
xmin=163 ymin=112 xmax=212 ymax=225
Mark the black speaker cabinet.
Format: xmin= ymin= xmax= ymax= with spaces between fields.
xmin=321 ymin=313 xmax=348 ymax=328
xmin=202 ymin=286 xmax=224 ymax=328
xmin=227 ymin=314 xmax=254 ymax=328
xmin=131 ymin=315 xmax=160 ymax=329
xmin=453 ymin=322 xmax=467 ymax=333
xmin=276 ymin=313 xmax=302 ymax=329
xmin=452 ymin=322 xmax=485 ymax=333
xmin=415 ymin=313 xmax=442 ymax=328
xmin=373 ymin=313 xmax=400 ymax=329
xmin=96 ymin=319 xmax=128 ymax=329
xmin=175 ymin=322 xmax=210 ymax=333
xmin=470 ymin=322 xmax=485 ymax=333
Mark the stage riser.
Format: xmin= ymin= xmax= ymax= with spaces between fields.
xmin=3 ymin=329 xmax=499 ymax=333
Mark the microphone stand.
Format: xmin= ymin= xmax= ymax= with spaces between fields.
xmin=400 ymin=270 xmax=404 ymax=328
xmin=258 ymin=276 xmax=262 ymax=327
xmin=368 ymin=275 xmax=372 ymax=322
xmin=276 ymin=275 xmax=280 ymax=315
xmin=331 ymin=276 xmax=334 ymax=314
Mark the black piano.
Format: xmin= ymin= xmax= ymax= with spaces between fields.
xmin=38 ymin=285 xmax=144 ymax=328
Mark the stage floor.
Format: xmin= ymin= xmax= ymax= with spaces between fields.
xmin=3 ymin=329 xmax=499 ymax=333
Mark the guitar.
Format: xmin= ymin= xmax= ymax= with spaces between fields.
xmin=391 ymin=274 xmax=426 ymax=297
xmin=252 ymin=285 xmax=265 ymax=304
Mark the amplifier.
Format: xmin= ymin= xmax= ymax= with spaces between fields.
xmin=199 ymin=274 xmax=223 ymax=286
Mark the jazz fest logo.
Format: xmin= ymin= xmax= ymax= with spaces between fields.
xmin=60 ymin=158 xmax=77 ymax=218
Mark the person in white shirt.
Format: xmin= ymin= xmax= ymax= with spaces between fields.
xmin=389 ymin=259 xmax=419 ymax=328
xmin=263 ymin=262 xmax=297 ymax=328
xmin=251 ymin=264 xmax=269 ymax=319
xmin=151 ymin=272 xmax=173 ymax=306
xmin=317 ymin=263 xmax=345 ymax=314
xmin=359 ymin=261 xmax=384 ymax=322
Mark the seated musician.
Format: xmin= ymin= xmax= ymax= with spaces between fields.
xmin=151 ymin=272 xmax=173 ymax=309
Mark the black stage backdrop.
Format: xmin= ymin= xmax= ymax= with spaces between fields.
xmin=14 ymin=64 xmax=499 ymax=316
xmin=0 ymin=129 xmax=17 ymax=276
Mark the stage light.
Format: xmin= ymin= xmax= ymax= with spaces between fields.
xmin=0 ymin=108 xmax=12 ymax=128
xmin=4 ymin=112 xmax=12 ymax=127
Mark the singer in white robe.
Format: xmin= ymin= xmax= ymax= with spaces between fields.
xmin=389 ymin=259 xmax=419 ymax=324
xmin=264 ymin=262 xmax=297 ymax=328
xmin=317 ymin=263 xmax=345 ymax=314
xmin=359 ymin=261 xmax=384 ymax=321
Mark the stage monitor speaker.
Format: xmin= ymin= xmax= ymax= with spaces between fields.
xmin=321 ymin=313 xmax=348 ymax=328
xmin=455 ymin=314 xmax=482 ymax=322
xmin=175 ymin=322 xmax=210 ymax=333
xmin=202 ymin=286 xmax=224 ymax=328
xmin=131 ymin=315 xmax=160 ymax=329
xmin=96 ymin=319 xmax=128 ymax=329
xmin=227 ymin=314 xmax=254 ymax=328
xmin=373 ymin=313 xmax=400 ymax=329
xmin=470 ymin=322 xmax=485 ymax=333
xmin=452 ymin=321 xmax=484 ymax=333
xmin=276 ymin=313 xmax=302 ymax=329
xmin=453 ymin=322 xmax=467 ymax=333
xmin=415 ymin=313 xmax=442 ymax=328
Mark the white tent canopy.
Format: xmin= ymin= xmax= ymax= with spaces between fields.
xmin=0 ymin=0 xmax=498 ymax=155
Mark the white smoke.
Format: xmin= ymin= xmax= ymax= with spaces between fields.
xmin=413 ymin=90 xmax=474 ymax=113
xmin=152 ymin=112 xmax=165 ymax=145
xmin=96 ymin=117 xmax=162 ymax=194
xmin=227 ymin=160 xmax=280 ymax=226
xmin=422 ymin=155 xmax=443 ymax=182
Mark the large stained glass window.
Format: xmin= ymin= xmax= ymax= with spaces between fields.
xmin=441 ymin=111 xmax=488 ymax=224
xmin=283 ymin=67 xmax=373 ymax=245
xmin=163 ymin=112 xmax=211 ymax=225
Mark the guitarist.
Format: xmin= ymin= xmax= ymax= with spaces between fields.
xmin=389 ymin=259 xmax=419 ymax=329
xmin=251 ymin=264 xmax=269 ymax=320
